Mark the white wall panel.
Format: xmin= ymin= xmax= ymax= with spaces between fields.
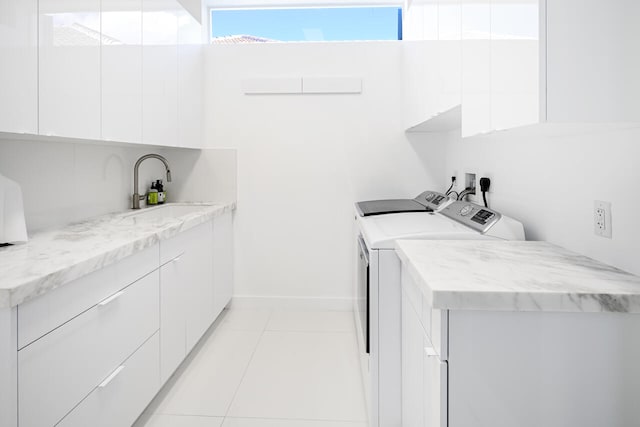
xmin=203 ymin=42 xmax=445 ymax=302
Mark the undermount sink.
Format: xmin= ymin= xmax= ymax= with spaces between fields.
xmin=121 ymin=204 xmax=213 ymax=222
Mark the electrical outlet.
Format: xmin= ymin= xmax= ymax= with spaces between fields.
xmin=465 ymin=173 xmax=476 ymax=190
xmin=594 ymin=200 xmax=612 ymax=238
xmin=464 ymin=173 xmax=476 ymax=201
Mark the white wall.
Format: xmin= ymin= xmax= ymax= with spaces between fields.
xmin=204 ymin=42 xmax=445 ymax=303
xmin=0 ymin=137 xmax=236 ymax=233
xmin=435 ymin=125 xmax=640 ymax=276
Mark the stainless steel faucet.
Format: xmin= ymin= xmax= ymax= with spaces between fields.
xmin=132 ymin=154 xmax=172 ymax=209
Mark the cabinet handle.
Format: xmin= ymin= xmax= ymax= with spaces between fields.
xmin=172 ymin=255 xmax=182 ymax=263
xmin=98 ymin=290 xmax=125 ymax=307
xmin=424 ymin=346 xmax=438 ymax=357
xmin=98 ymin=365 xmax=125 ymax=388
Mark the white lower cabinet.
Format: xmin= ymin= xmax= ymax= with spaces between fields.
xmin=160 ymin=213 xmax=233 ymax=382
xmin=159 ymin=253 xmax=187 ymax=383
xmin=18 ymin=270 xmax=160 ymax=427
xmin=9 ymin=213 xmax=234 ymax=427
xmin=160 ymin=220 xmax=214 ymax=383
xmin=402 ymin=288 xmax=447 ymax=427
xmin=422 ymin=337 xmax=446 ymax=427
xmin=57 ymin=332 xmax=160 ymax=427
xmin=184 ymin=222 xmax=215 ymax=352
xmin=402 ymin=289 xmax=425 ymax=427
xmin=401 ymin=264 xmax=640 ymax=427
xmin=213 ymin=211 xmax=233 ymax=319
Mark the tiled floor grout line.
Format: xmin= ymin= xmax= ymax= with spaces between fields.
xmin=220 ymin=309 xmax=275 ymax=426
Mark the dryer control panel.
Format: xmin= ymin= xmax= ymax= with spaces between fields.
xmin=414 ymin=191 xmax=452 ymax=212
xmin=440 ymin=200 xmax=502 ymax=234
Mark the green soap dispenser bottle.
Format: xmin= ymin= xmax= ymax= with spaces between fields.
xmin=148 ymin=181 xmax=158 ymax=205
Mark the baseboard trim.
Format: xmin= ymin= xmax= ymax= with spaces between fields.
xmin=231 ymin=295 xmax=354 ymax=311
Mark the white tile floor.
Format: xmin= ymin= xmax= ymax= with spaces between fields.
xmin=134 ymin=309 xmax=368 ymax=427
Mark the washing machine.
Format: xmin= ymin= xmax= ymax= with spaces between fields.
xmin=354 ymin=195 xmax=525 ymax=427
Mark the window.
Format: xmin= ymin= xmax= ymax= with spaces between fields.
xmin=210 ymin=7 xmax=402 ymax=43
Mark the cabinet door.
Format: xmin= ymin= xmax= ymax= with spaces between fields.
xmin=0 ymin=0 xmax=38 ymax=134
xmin=39 ymin=0 xmax=101 ymax=139
xmin=184 ymin=221 xmax=214 ymax=351
xmin=403 ymin=0 xmax=438 ymax=41
xmin=546 ymin=0 xmax=640 ymax=123
xmin=402 ymin=290 xmax=424 ymax=427
xmin=403 ymin=0 xmax=438 ymax=129
xmin=101 ymin=0 xmax=142 ymax=143
xmin=490 ymin=0 xmax=540 ymax=131
xmin=423 ymin=336 xmax=447 ymax=427
xmin=436 ymin=0 xmax=461 ymax=114
xmin=213 ymin=211 xmax=233 ymax=319
xmin=142 ymin=0 xmax=178 ymax=146
xmin=160 ymin=254 xmax=186 ymax=383
xmin=177 ymin=9 xmax=203 ymax=148
xmin=461 ymin=0 xmax=491 ymax=137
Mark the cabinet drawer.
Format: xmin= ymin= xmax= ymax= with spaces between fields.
xmin=18 ymin=244 xmax=159 ymax=349
xmin=18 ymin=271 xmax=159 ymax=427
xmin=57 ymin=332 xmax=160 ymax=427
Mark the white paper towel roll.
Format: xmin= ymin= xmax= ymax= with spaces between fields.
xmin=0 ymin=173 xmax=28 ymax=244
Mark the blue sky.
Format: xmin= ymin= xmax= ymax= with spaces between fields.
xmin=211 ymin=7 xmax=402 ymax=41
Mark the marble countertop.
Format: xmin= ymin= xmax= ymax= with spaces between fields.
xmin=396 ymin=240 xmax=640 ymax=313
xmin=0 ymin=202 xmax=236 ymax=308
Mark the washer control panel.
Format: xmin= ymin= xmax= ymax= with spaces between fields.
xmin=440 ymin=200 xmax=502 ymax=233
xmin=414 ymin=191 xmax=452 ymax=212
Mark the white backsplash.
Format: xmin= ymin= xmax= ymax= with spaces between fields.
xmin=0 ymin=137 xmax=236 ymax=233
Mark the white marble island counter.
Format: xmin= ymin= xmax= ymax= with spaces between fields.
xmin=395 ymin=240 xmax=640 ymax=313
xmin=0 ymin=202 xmax=235 ymax=308
xmin=397 ymin=240 xmax=640 ymax=427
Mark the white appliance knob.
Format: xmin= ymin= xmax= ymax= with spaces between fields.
xmin=460 ymin=205 xmax=473 ymax=216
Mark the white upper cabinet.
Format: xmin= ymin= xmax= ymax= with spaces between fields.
xmin=38 ymin=0 xmax=101 ymax=139
xmin=142 ymin=0 xmax=179 ymax=147
xmin=404 ymin=0 xmax=461 ymax=132
xmin=101 ymin=0 xmax=143 ymax=143
xmin=461 ymin=0 xmax=491 ymax=137
xmin=0 ymin=0 xmax=38 ymax=134
xmin=461 ymin=0 xmax=640 ymax=137
xmin=435 ymin=0 xmax=461 ymax=117
xmin=489 ymin=0 xmax=539 ymax=132
xmin=177 ymin=9 xmax=203 ymax=149
xmin=545 ymin=0 xmax=640 ymax=123
xmin=2 ymin=0 xmax=201 ymax=146
xmin=403 ymin=0 xmax=438 ymax=41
